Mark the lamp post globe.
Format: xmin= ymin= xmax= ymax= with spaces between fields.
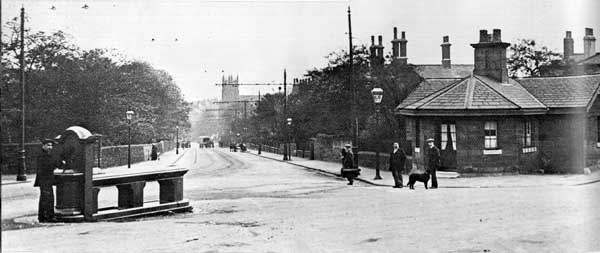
xmin=371 ymin=87 xmax=384 ymax=105
xmin=126 ymin=110 xmax=134 ymax=168
xmin=371 ymin=87 xmax=383 ymax=180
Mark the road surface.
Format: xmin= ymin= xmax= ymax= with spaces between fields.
xmin=2 ymin=146 xmax=599 ymax=252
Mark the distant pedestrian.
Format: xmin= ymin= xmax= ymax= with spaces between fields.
xmin=425 ymin=138 xmax=440 ymax=188
xmin=389 ymin=142 xmax=406 ymax=188
xmin=151 ymin=144 xmax=158 ymax=160
xmin=341 ymin=144 xmax=359 ymax=185
xmin=34 ymin=138 xmax=59 ymax=222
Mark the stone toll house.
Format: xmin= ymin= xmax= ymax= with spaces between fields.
xmin=394 ymin=28 xmax=600 ymax=174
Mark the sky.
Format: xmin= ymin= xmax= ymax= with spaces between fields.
xmin=2 ymin=0 xmax=599 ymax=101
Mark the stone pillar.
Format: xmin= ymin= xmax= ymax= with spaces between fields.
xmin=117 ymin=182 xmax=146 ymax=209
xmin=158 ymin=177 xmax=184 ymax=203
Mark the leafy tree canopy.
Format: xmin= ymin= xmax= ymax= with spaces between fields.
xmin=507 ymin=39 xmax=564 ymax=77
xmin=1 ymin=19 xmax=190 ymax=145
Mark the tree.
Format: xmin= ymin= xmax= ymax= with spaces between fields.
xmin=245 ymin=45 xmax=422 ymax=150
xmin=1 ymin=19 xmax=190 ymax=145
xmin=507 ymin=39 xmax=564 ymax=77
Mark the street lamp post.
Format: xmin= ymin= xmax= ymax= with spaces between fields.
xmin=126 ymin=110 xmax=134 ymax=168
xmin=286 ymin=118 xmax=292 ymax=161
xmin=176 ymin=126 xmax=179 ymax=155
xmin=371 ymin=87 xmax=384 ymax=180
xmin=16 ymin=7 xmax=27 ymax=181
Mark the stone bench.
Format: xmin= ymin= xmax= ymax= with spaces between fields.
xmin=55 ymin=168 xmax=190 ymax=222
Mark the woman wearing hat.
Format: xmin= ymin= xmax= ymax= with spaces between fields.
xmin=34 ymin=138 xmax=59 ymax=222
xmin=341 ymin=144 xmax=359 ymax=185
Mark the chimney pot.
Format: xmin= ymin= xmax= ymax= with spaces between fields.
xmin=443 ymin=36 xmax=449 ymax=43
xmin=371 ymin=35 xmax=375 ymax=45
xmin=586 ymin=28 xmax=594 ymax=36
xmin=492 ymin=29 xmax=501 ymax=42
xmin=394 ymin=27 xmax=398 ymax=39
xmin=378 ymin=35 xmax=383 ymax=46
xmin=479 ymin=30 xmax=489 ymax=42
xmin=566 ymin=31 xmax=572 ymax=38
xmin=401 ymin=31 xmax=406 ymax=39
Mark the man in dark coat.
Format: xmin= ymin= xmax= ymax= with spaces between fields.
xmin=425 ymin=138 xmax=440 ymax=188
xmin=389 ymin=142 xmax=406 ymax=188
xmin=34 ymin=139 xmax=58 ymax=222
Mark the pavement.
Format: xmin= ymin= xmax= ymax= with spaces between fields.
xmin=243 ymin=147 xmax=600 ymax=188
xmin=4 ymin=146 xmax=600 ymax=189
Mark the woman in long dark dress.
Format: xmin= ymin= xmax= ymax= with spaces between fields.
xmin=341 ymin=144 xmax=360 ymax=185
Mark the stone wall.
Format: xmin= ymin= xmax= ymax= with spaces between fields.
xmin=1 ymin=141 xmax=175 ymax=174
xmin=311 ymin=134 xmax=351 ymax=162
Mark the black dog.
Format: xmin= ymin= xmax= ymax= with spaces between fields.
xmin=406 ymin=172 xmax=430 ymax=189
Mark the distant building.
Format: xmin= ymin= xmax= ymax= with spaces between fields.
xmin=542 ymin=28 xmax=599 ymax=76
xmin=396 ymin=29 xmax=600 ymax=174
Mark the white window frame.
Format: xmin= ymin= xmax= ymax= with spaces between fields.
xmin=484 ymin=121 xmax=498 ymax=149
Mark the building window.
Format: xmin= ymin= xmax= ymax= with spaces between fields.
xmin=441 ymin=123 xmax=456 ymax=150
xmin=484 ymin=121 xmax=497 ymax=149
xmin=415 ymin=119 xmax=421 ymax=148
xmin=524 ymin=120 xmax=532 ymax=147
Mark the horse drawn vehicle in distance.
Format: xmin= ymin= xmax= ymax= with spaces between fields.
xmin=199 ymin=136 xmax=214 ymax=148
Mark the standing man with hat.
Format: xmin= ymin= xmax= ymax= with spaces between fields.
xmin=425 ymin=138 xmax=440 ymax=188
xmin=34 ymin=138 xmax=59 ymax=222
xmin=389 ymin=142 xmax=406 ymax=188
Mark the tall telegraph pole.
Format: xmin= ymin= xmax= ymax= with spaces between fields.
xmin=282 ymin=69 xmax=288 ymax=161
xmin=347 ymin=6 xmax=359 ymax=169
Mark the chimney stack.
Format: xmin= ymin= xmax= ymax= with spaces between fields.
xmin=391 ymin=27 xmax=400 ymax=58
xmin=441 ymin=36 xmax=451 ymax=68
xmin=584 ymin=28 xmax=596 ymax=58
xmin=376 ymin=35 xmax=384 ymax=59
xmin=471 ymin=29 xmax=510 ymax=83
xmin=398 ymin=31 xmax=408 ymax=65
xmin=369 ymin=35 xmax=377 ymax=60
xmin=564 ymin=31 xmax=574 ymax=61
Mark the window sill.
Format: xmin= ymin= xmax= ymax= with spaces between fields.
xmin=414 ymin=147 xmax=420 ymax=153
xmin=522 ymin=147 xmax=537 ymax=153
xmin=483 ymin=149 xmax=502 ymax=155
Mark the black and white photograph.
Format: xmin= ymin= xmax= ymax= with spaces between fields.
xmin=1 ymin=0 xmax=599 ymax=252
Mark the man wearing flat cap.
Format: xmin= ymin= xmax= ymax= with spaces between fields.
xmin=34 ymin=138 xmax=59 ymax=222
xmin=425 ymin=138 xmax=440 ymax=188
